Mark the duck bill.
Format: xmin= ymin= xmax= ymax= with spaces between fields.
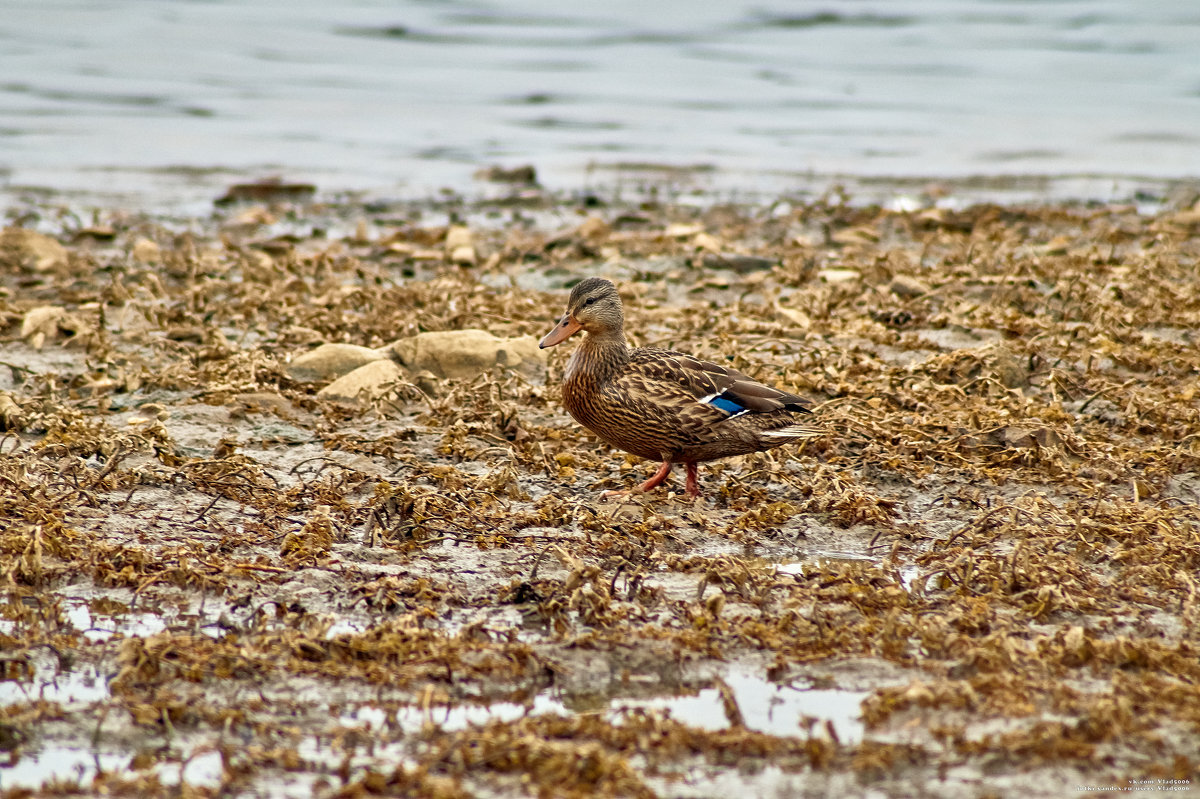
xmin=540 ymin=314 xmax=582 ymax=348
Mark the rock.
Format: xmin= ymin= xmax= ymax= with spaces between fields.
xmin=317 ymin=359 xmax=408 ymax=403
xmin=445 ymin=226 xmax=476 ymax=265
xmin=1040 ymin=235 xmax=1072 ymax=255
xmin=1167 ymin=209 xmax=1200 ymax=227
xmin=692 ymin=233 xmax=723 ymax=253
xmin=915 ymin=326 xmax=1002 ymax=351
xmin=1163 ymin=183 xmax=1200 ymax=211
xmin=0 ymin=392 xmax=23 ymax=431
xmin=230 ymin=206 xmax=276 ymax=226
xmin=215 ymin=178 xmax=316 ymax=205
xmin=665 ymin=223 xmax=705 ymax=238
xmin=576 ymin=217 xmax=610 ymax=239
xmin=449 ymin=246 xmax=477 ymax=266
xmin=775 ymin=306 xmax=811 ymax=330
xmin=232 ymin=392 xmax=294 ymax=417
xmin=76 ymin=225 xmax=116 ymax=241
xmin=994 ymin=426 xmax=1036 ymax=449
xmin=413 ymin=370 xmax=440 ymax=398
xmin=817 ymin=268 xmax=862 ymax=284
xmin=444 ymin=227 xmax=473 ymax=250
xmin=991 ymin=349 xmax=1028 ymax=388
xmin=131 ymin=238 xmax=162 ymax=264
xmin=474 ymin=164 xmax=537 ymax=184
xmin=0 ymin=228 xmax=69 ymax=272
xmin=888 ymin=275 xmax=930 ymax=298
xmin=831 ymin=226 xmax=879 ymax=245
xmin=21 ymin=306 xmax=83 ymax=350
xmin=1032 ymin=428 xmax=1060 ymax=447
xmin=385 ymin=330 xmax=546 ymax=380
xmin=288 ymin=343 xmax=386 ymax=383
xmin=701 ymin=252 xmax=776 ymax=273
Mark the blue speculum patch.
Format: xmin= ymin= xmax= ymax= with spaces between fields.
xmin=708 ymin=395 xmax=745 ymax=415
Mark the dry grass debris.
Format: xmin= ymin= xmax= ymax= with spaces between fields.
xmin=0 ymin=193 xmax=1198 ymax=796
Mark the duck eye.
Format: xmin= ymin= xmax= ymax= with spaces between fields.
xmin=584 ymin=297 xmax=597 ymax=307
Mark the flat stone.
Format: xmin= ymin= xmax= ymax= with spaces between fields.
xmin=702 ymin=252 xmax=776 ymax=273
xmin=132 ymin=238 xmax=162 ymax=264
xmin=888 ymin=275 xmax=930 ymax=298
xmin=817 ymin=268 xmax=862 ymax=283
xmin=0 ymin=228 xmax=69 ymax=272
xmin=775 ymin=306 xmax=811 ymax=330
xmin=995 ymin=426 xmax=1036 ymax=449
xmin=317 ymin=359 xmax=408 ymax=403
xmin=21 ymin=306 xmax=83 ymax=350
xmin=448 ymin=245 xmax=477 ymax=266
xmin=445 ymin=226 xmax=476 ymax=265
xmin=915 ymin=326 xmax=1002 ymax=351
xmin=384 ymin=329 xmax=546 ymax=380
xmin=289 ymin=343 xmax=386 ymax=383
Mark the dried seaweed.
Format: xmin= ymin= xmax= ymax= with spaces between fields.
xmin=1 ymin=195 xmax=1199 ymax=795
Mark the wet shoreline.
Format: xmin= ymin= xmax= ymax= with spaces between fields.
xmin=5 ymin=167 xmax=1200 ymax=221
xmin=1 ymin=188 xmax=1199 ymax=796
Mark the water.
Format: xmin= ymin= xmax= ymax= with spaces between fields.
xmin=0 ymin=663 xmax=110 ymax=708
xmin=2 ymin=1 xmax=1199 ymax=208
xmin=774 ymin=554 xmax=920 ymax=592
xmin=0 ymin=663 xmax=863 ymax=791
xmin=62 ymin=601 xmax=169 ymax=643
xmin=0 ymin=743 xmax=223 ymax=792
xmin=0 ymin=746 xmax=129 ymax=792
xmin=342 ymin=667 xmax=866 ymax=741
xmin=612 ymin=669 xmax=868 ymax=742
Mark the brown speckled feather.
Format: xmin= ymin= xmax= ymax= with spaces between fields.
xmin=630 ymin=350 xmax=811 ymax=414
xmin=564 ymin=345 xmax=818 ymax=463
xmin=541 ymin=276 xmax=822 ymax=496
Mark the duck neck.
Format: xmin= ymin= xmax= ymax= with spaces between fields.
xmin=566 ymin=328 xmax=629 ymax=386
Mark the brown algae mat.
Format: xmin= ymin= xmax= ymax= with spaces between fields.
xmin=1 ymin=194 xmax=1199 ymax=797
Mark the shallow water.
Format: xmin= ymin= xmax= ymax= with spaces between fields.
xmin=612 ymin=669 xmax=868 ymax=742
xmin=0 ymin=746 xmax=130 ymax=792
xmin=344 ymin=667 xmax=867 ymax=741
xmin=2 ymin=0 xmax=1199 ymax=209
xmin=0 ymin=662 xmax=863 ymax=790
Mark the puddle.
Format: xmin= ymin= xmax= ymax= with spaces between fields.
xmin=342 ymin=690 xmax=569 ymax=733
xmin=154 ymin=749 xmax=224 ymax=789
xmin=0 ymin=745 xmax=126 ymax=791
xmin=323 ymin=618 xmax=368 ymax=639
xmin=294 ymin=736 xmax=413 ymax=793
xmin=772 ymin=550 xmax=874 ymax=577
xmin=0 ymin=745 xmax=224 ymax=792
xmin=341 ymin=669 xmax=866 ymax=743
xmin=64 ymin=601 xmax=168 ymax=642
xmin=611 ymin=669 xmax=867 ymax=743
xmin=772 ymin=553 xmax=920 ymax=593
xmin=0 ymin=664 xmax=110 ymax=708
xmin=644 ymin=763 xmax=812 ymax=798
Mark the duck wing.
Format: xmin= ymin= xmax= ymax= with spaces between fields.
xmin=627 ymin=348 xmax=811 ymax=420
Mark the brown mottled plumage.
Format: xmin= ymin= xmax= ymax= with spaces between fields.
xmin=539 ymin=277 xmax=821 ymax=498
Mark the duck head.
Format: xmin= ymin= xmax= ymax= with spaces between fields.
xmin=539 ymin=277 xmax=624 ymax=348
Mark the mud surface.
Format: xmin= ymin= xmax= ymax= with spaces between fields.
xmin=1 ymin=191 xmax=1199 ymax=797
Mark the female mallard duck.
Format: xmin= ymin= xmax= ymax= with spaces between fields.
xmin=540 ymin=277 xmax=820 ymax=498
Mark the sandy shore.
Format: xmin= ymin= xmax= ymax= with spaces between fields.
xmin=1 ymin=187 xmax=1199 ymax=797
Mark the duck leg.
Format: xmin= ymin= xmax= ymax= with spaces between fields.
xmin=637 ymin=461 xmax=673 ymax=493
xmin=684 ymin=462 xmax=701 ymax=498
xmin=601 ymin=461 xmax=673 ymax=498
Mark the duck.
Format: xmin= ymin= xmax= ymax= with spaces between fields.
xmin=539 ymin=277 xmax=821 ymax=498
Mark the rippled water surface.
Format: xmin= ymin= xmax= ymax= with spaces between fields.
xmin=2 ymin=0 xmax=1199 ymax=207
